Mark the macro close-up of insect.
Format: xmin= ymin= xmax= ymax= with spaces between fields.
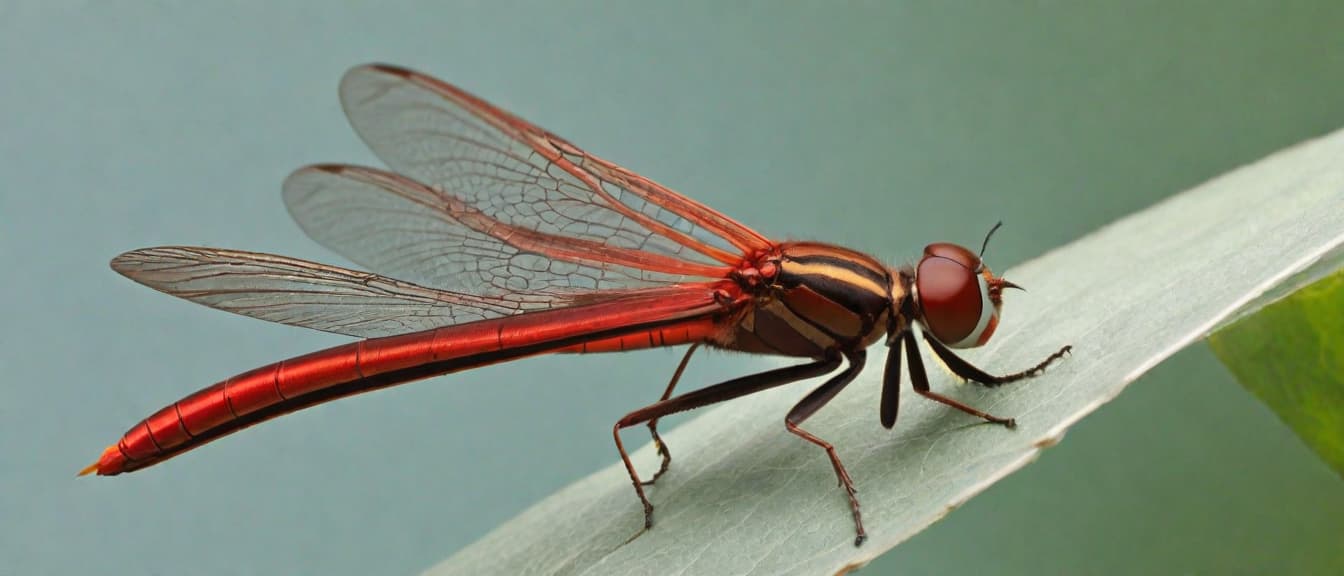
xmin=8 ymin=5 xmax=1343 ymax=575
xmin=80 ymin=64 xmax=1070 ymax=546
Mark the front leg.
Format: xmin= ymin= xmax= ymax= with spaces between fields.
xmin=921 ymin=331 xmax=1071 ymax=386
xmin=906 ymin=331 xmax=1017 ymax=427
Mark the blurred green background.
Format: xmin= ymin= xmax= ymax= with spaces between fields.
xmin=3 ymin=2 xmax=1343 ymax=574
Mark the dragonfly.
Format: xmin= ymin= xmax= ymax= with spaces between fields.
xmin=81 ymin=64 xmax=1070 ymax=546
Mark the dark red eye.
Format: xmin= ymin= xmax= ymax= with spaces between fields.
xmin=923 ymin=243 xmax=981 ymax=270
xmin=916 ymin=243 xmax=998 ymax=348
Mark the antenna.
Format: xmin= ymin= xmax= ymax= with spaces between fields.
xmin=976 ymin=221 xmax=1004 ymax=271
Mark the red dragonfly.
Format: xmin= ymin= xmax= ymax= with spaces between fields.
xmin=82 ymin=64 xmax=1070 ymax=546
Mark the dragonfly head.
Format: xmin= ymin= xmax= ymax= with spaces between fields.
xmin=912 ymin=223 xmax=1019 ymax=349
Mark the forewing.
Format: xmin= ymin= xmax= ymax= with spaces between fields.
xmin=321 ymin=64 xmax=771 ymax=282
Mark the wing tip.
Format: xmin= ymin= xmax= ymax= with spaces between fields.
xmin=109 ymin=247 xmax=179 ymax=276
xmin=109 ymin=250 xmax=142 ymax=275
xmin=308 ymin=163 xmax=356 ymax=176
xmin=344 ymin=63 xmax=416 ymax=85
xmin=366 ymin=62 xmax=411 ymax=75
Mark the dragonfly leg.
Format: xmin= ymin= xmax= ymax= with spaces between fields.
xmin=612 ymin=352 xmax=843 ymax=537
xmin=921 ymin=331 xmax=1071 ymax=387
xmin=784 ymin=349 xmax=868 ymax=546
xmin=643 ymin=343 xmax=701 ymax=486
xmin=906 ymin=331 xmax=1018 ymax=427
xmin=879 ymin=341 xmax=903 ymax=429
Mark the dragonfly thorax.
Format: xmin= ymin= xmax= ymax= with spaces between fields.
xmin=719 ymin=242 xmax=893 ymax=358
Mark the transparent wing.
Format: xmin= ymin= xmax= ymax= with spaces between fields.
xmin=283 ymin=63 xmax=772 ymax=292
xmin=283 ymin=164 xmax=731 ymax=297
xmin=111 ymin=247 xmax=572 ymax=338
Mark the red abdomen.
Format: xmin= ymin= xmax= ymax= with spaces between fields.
xmin=87 ymin=285 xmax=736 ymax=475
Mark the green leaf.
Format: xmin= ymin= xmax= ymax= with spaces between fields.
xmin=1209 ymin=269 xmax=1344 ymax=476
xmin=427 ymin=130 xmax=1344 ymax=576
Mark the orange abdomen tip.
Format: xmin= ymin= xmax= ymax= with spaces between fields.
xmin=77 ymin=444 xmax=121 ymax=477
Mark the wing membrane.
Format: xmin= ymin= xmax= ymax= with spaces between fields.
xmin=111 ymin=247 xmax=570 ymax=338
xmin=283 ymin=164 xmax=729 ymax=296
xmin=300 ymin=64 xmax=771 ymax=289
xmin=121 ymin=66 xmax=775 ymax=338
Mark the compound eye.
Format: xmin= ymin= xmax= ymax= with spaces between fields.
xmin=923 ymin=242 xmax=982 ymax=270
xmin=916 ymin=245 xmax=999 ymax=348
